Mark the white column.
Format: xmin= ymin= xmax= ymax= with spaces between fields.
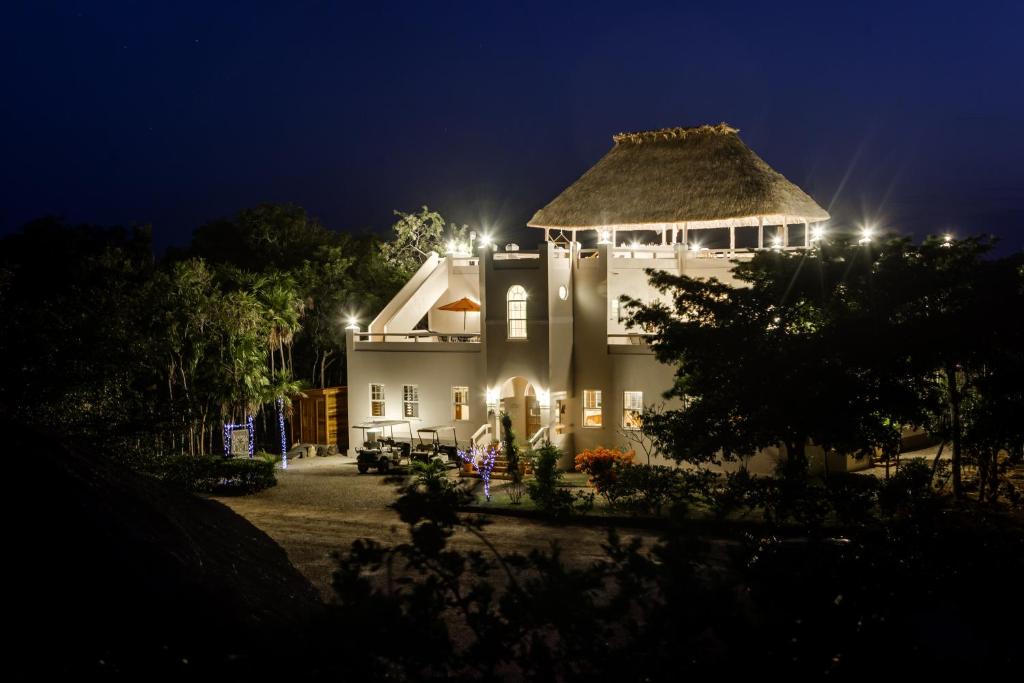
xmin=729 ymin=224 xmax=736 ymax=252
xmin=757 ymin=217 xmax=764 ymax=249
xmin=804 ymin=220 xmax=810 ymax=247
xmin=782 ymin=217 xmax=788 ymax=247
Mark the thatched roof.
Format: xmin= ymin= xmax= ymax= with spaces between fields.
xmin=528 ymin=123 xmax=829 ymax=230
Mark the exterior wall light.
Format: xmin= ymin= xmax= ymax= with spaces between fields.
xmin=485 ymin=387 xmax=499 ymax=408
xmin=859 ymin=226 xmax=875 ymax=244
xmin=345 ymin=317 xmax=360 ymax=331
xmin=811 ymin=226 xmax=826 ymax=242
xmin=536 ymin=389 xmax=551 ymax=409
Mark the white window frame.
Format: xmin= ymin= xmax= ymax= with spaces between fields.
xmin=402 ymin=384 xmax=420 ymax=419
xmin=370 ymin=383 xmax=385 ymax=417
xmin=507 ymin=285 xmax=527 ymax=339
xmin=582 ymin=390 xmax=603 ymax=428
xmin=623 ymin=391 xmax=643 ymax=430
xmin=452 ymin=386 xmax=469 ymax=421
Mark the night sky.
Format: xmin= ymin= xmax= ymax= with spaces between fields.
xmin=3 ymin=1 xmax=1022 ymax=252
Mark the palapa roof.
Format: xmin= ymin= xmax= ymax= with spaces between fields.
xmin=528 ymin=123 xmax=829 ymax=231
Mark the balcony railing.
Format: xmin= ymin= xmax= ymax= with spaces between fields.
xmin=607 ymin=332 xmax=655 ymax=346
xmin=354 ymin=331 xmax=481 ymax=343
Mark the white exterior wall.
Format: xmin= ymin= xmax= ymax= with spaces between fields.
xmin=345 ymin=242 xmax=867 ymax=474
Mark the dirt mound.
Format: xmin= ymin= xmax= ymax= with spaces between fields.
xmin=8 ymin=422 xmax=324 ymax=676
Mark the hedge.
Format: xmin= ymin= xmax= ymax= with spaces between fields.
xmin=159 ymin=455 xmax=277 ymax=495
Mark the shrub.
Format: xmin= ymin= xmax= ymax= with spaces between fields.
xmin=603 ymin=465 xmax=681 ymax=516
xmin=159 ymin=455 xmax=277 ymax=495
xmin=708 ymin=468 xmax=761 ymax=519
xmin=825 ymin=475 xmax=880 ymax=526
xmin=528 ymin=444 xmax=593 ymax=519
xmin=878 ymin=458 xmax=938 ymax=517
xmin=574 ymin=447 xmax=635 ymax=502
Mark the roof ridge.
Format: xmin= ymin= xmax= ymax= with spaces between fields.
xmin=612 ymin=122 xmax=738 ymax=144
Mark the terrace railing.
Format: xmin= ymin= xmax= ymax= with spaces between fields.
xmin=353 ymin=330 xmax=481 ymax=343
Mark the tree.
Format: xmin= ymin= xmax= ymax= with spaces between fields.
xmin=626 ymin=238 xmax=922 ymax=475
xmin=870 ymin=236 xmax=1023 ymax=498
xmin=379 ymin=206 xmax=468 ymax=278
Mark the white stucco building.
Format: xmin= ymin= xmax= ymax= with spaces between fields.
xmin=346 ymin=124 xmax=849 ymax=471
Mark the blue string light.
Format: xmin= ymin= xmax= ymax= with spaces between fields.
xmin=457 ymin=444 xmax=498 ymax=500
xmin=276 ymin=397 xmax=288 ymax=470
xmin=222 ymin=416 xmax=255 ymax=458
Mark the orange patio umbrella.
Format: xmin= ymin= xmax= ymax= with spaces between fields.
xmin=437 ymin=296 xmax=481 ymax=330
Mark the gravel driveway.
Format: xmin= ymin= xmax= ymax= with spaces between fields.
xmin=218 ymin=455 xmax=654 ymax=599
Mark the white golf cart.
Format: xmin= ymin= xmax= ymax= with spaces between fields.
xmin=353 ymin=420 xmax=414 ymax=474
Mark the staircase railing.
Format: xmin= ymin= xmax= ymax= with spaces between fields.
xmin=528 ymin=426 xmax=549 ymax=450
xmin=470 ymin=423 xmax=492 ymax=450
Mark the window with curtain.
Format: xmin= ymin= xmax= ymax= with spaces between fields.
xmin=370 ymin=384 xmax=385 ymax=417
xmin=452 ymin=386 xmax=469 ymax=420
xmin=583 ymin=389 xmax=602 ymax=427
xmin=403 ymin=384 xmax=419 ymax=418
xmin=623 ymin=391 xmax=643 ymax=430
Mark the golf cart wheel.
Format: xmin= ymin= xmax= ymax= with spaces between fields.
xmin=377 ymin=458 xmax=390 ymax=473
xmin=357 ymin=462 xmax=369 ymax=474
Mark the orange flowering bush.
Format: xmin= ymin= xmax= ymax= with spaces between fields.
xmin=574 ymin=447 xmax=635 ymax=495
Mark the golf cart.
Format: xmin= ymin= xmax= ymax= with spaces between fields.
xmin=353 ymin=420 xmax=413 ymax=474
xmin=412 ymin=425 xmax=461 ymax=467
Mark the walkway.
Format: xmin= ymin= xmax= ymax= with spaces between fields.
xmin=217 ymin=455 xmax=656 ymax=599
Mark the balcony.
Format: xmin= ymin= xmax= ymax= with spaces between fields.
xmin=351 ymin=330 xmax=482 ymax=352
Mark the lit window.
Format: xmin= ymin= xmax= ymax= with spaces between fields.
xmin=452 ymin=386 xmax=469 ymax=421
xmin=403 ymin=384 xmax=419 ymax=418
xmin=623 ymin=391 xmax=643 ymax=430
xmin=507 ymin=285 xmax=527 ymax=339
xmin=583 ymin=390 xmax=602 ymax=428
xmin=370 ymin=384 xmax=385 ymax=417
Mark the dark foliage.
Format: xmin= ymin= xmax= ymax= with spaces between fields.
xmin=526 ymin=443 xmax=593 ymax=519
xmin=317 ymin=459 xmax=1024 ymax=679
xmin=156 ymin=455 xmax=277 ymax=495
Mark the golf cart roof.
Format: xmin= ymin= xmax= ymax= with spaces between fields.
xmin=353 ymin=419 xmax=411 ymax=429
xmin=417 ymin=424 xmax=455 ymax=433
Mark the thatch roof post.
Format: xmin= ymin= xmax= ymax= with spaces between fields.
xmin=757 ymin=217 xmax=764 ymax=249
xmin=782 ymin=217 xmax=789 ymax=247
xmin=804 ymin=220 xmax=810 ymax=248
xmin=729 ymin=225 xmax=736 ymax=252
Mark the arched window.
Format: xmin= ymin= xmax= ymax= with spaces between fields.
xmin=506 ymin=285 xmax=527 ymax=339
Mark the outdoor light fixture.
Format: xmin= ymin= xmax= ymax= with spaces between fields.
xmin=811 ymin=225 xmax=826 ymax=242
xmin=446 ymin=240 xmax=457 ymax=254
xmin=630 ymin=241 xmax=641 ymax=250
xmin=943 ymin=233 xmax=953 ymax=247
xmin=771 ymin=235 xmax=783 ymax=248
xmin=345 ymin=316 xmax=359 ymax=331
xmin=859 ymin=225 xmax=875 ymax=244
xmin=536 ymin=389 xmax=551 ymax=409
xmin=485 ymin=387 xmax=499 ymax=408
xmin=689 ymin=242 xmax=701 ymax=252
xmin=479 ymin=233 xmax=493 ymax=248
xmin=599 ymin=229 xmax=611 ymax=244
